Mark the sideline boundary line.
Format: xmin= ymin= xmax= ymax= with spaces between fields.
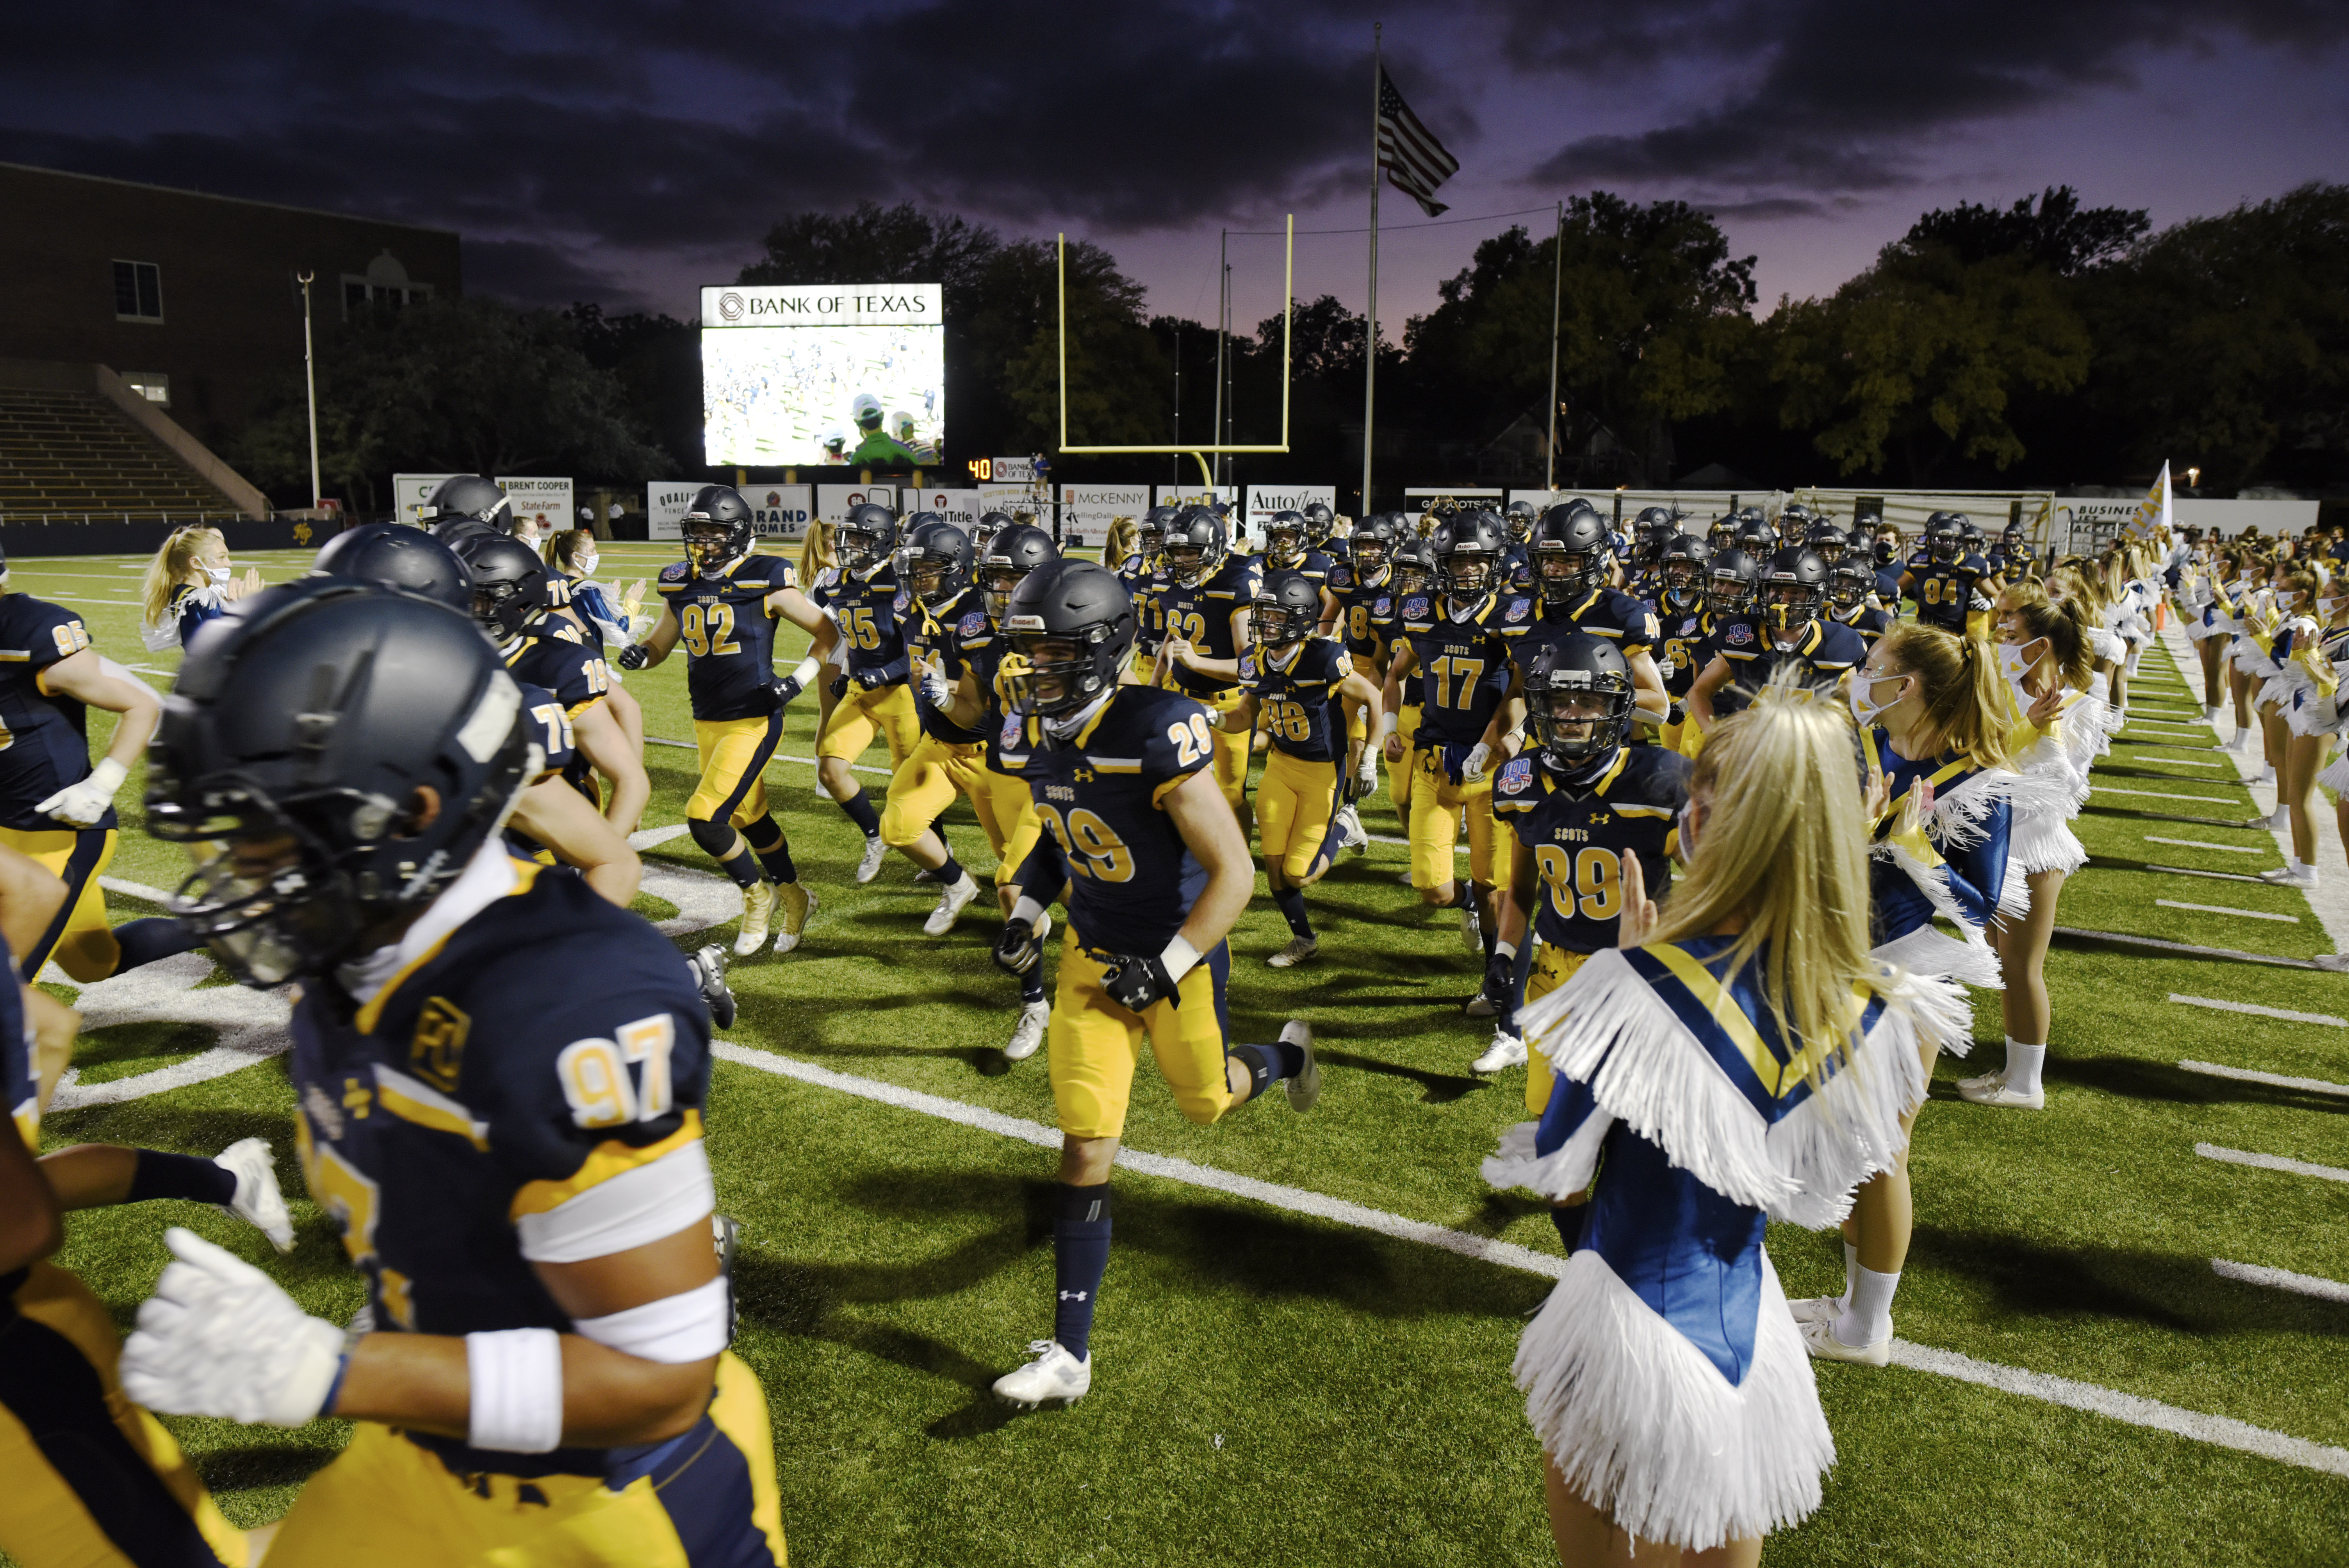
xmin=2179 ymin=1058 xmax=2349 ymax=1098
xmin=709 ymin=1040 xmax=2349 ymax=1480
xmin=2196 ymin=1143 xmax=2349 ymax=1184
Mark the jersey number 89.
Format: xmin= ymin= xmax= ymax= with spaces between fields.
xmin=1534 ymin=844 xmax=1624 ymax=921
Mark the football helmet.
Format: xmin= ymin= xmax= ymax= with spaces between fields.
xmin=981 ymin=524 xmax=1060 ymax=621
xmin=1252 ymin=571 xmax=1321 ymax=648
xmin=1707 ymin=515 xmax=1737 ymax=551
xmin=1137 ymin=505 xmax=1178 ymax=560
xmin=1431 ymin=511 xmax=1505 ymax=601
xmin=1349 ymin=513 xmax=1399 ymax=577
xmin=1524 ymin=634 xmax=1634 ymax=766
xmin=310 ymin=524 xmax=471 ymax=613
xmin=1829 ymin=558 xmax=1875 ymax=613
xmin=1760 ymin=546 xmax=1830 ymax=634
xmin=1162 ymin=506 xmax=1228 ymax=588
xmin=452 ymin=533 xmax=553 ymax=641
xmin=1003 ymin=560 xmax=1135 ymax=720
xmin=1264 ymin=510 xmax=1308 ymax=569
xmin=839 ymin=502 xmax=899 ymax=572
xmin=1301 ymin=501 xmax=1337 ymax=544
xmin=1705 ymin=547 xmax=1761 ymax=618
xmin=975 ymin=510 xmax=1014 ymax=553
xmin=143 ymin=579 xmax=534 ymax=988
xmin=1805 ymin=520 xmax=1846 ymax=565
xmin=1531 ymin=504 xmax=1610 ymax=605
xmin=1502 ymin=499 xmax=1538 ymax=545
xmin=1924 ymin=512 xmax=1965 ymax=565
xmin=901 ymin=518 xmax=973 ymax=607
xmin=1659 ymin=533 xmax=1715 ymax=613
xmin=419 ymin=474 xmax=509 ymax=531
xmin=682 ymin=485 xmax=756 ymax=577
xmin=1390 ymin=536 xmax=1437 ymax=599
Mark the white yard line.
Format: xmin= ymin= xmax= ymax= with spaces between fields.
xmin=706 ymin=1040 xmax=2349 ymax=1479
xmin=2211 ymin=1260 xmax=2349 ymax=1304
xmin=2095 ymin=786 xmax=2243 ymax=804
xmin=2180 ymin=1059 xmax=2349 ymax=1097
xmin=2144 ymin=836 xmax=2267 ymax=855
xmin=2127 ymin=756 xmax=2224 ymax=768
xmin=2144 ymin=864 xmax=2268 ymax=884
xmin=2155 ymin=899 xmax=2299 ymax=923
xmin=2196 ymin=1143 xmax=2349 ymax=1184
xmin=2169 ymin=994 xmax=2345 ymax=1027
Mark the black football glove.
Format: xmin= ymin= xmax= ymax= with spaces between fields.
xmin=1100 ymin=951 xmax=1181 ymax=1012
xmin=992 ymin=917 xmax=1042 ymax=978
xmin=772 ymin=672 xmax=805 ymax=706
xmin=855 ymin=666 xmax=890 ymax=690
xmin=828 ymin=674 xmax=849 ymax=700
xmin=617 ymin=643 xmax=650 ymax=671
xmin=1483 ymin=948 xmax=1516 ymax=1009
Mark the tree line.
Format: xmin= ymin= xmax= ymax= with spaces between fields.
xmin=230 ymin=185 xmax=2349 ymax=513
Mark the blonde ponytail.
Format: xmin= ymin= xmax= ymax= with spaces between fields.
xmin=143 ymin=525 xmax=221 ymax=628
xmin=1877 ymin=621 xmax=2013 ymax=771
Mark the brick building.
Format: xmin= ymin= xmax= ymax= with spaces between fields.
xmin=0 ymin=161 xmax=461 ymax=450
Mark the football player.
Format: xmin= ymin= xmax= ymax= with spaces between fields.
xmin=1302 ymin=501 xmax=1346 ymax=566
xmin=1149 ymin=507 xmax=1262 ymax=816
xmin=1829 ymin=556 xmax=1894 ymax=647
xmin=454 ymin=535 xmax=649 ymax=838
xmin=418 ymin=473 xmax=511 ymax=547
xmin=125 ymin=581 xmax=784 ymax=1566
xmin=809 ymin=502 xmax=922 ymax=882
xmin=1482 ymin=635 xmax=1686 ymax=1088
xmin=1120 ymin=507 xmax=1173 ymax=682
xmin=0 ymin=541 xmax=201 ymax=985
xmin=621 ymin=485 xmax=831 ymax=956
xmin=1651 ymin=533 xmax=1715 ymax=752
xmin=1499 ymin=504 xmax=1667 ymax=731
xmin=1258 ymin=510 xmax=1342 ymax=627
xmin=1688 ymin=545 xmax=1866 ymax=729
xmin=1499 ymin=500 xmax=1538 ymax=595
xmin=1376 ymin=535 xmax=1436 ymax=848
xmin=1223 ymin=572 xmax=1383 ymax=967
xmin=1902 ymin=512 xmax=1999 ymax=638
xmin=987 ymin=561 xmax=1317 ymax=1406
xmin=879 ymin=519 xmax=991 ymax=934
xmin=1380 ymin=512 xmax=1521 ymax=956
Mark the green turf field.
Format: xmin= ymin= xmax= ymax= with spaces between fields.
xmin=18 ymin=545 xmax=2349 ymax=1565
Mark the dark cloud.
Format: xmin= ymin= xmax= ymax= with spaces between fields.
xmin=1522 ymin=0 xmax=2349 ymax=197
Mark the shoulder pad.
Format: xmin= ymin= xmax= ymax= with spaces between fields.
xmin=659 ymin=562 xmax=688 ymax=582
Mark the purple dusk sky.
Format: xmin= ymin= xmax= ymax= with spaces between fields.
xmin=4 ymin=2 xmax=2344 ymax=334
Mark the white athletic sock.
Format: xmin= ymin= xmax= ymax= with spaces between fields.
xmin=2005 ymin=1037 xmax=2047 ymax=1098
xmin=1836 ymin=1240 xmax=1859 ymax=1312
xmin=1837 ymin=1263 xmax=1900 ymax=1347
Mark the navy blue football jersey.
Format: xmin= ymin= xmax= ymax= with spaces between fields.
xmin=1329 ymin=560 xmax=1394 ymax=664
xmin=1001 ymin=685 xmax=1215 ymax=956
xmin=0 ymin=593 xmax=104 ymax=832
xmin=503 ymin=620 xmax=611 ymax=720
xmin=1905 ymin=552 xmax=1991 ymax=634
xmin=829 ymin=562 xmax=912 ymax=683
xmin=1397 ymin=592 xmax=1524 ymax=752
xmin=1834 ymin=602 xmax=1893 ymax=646
xmin=1152 ymin=554 xmax=1263 ymax=700
xmin=655 ymin=553 xmax=797 ymax=722
xmin=1239 ymin=638 xmax=1351 ymax=763
xmin=1731 ymin=618 xmax=1868 ymax=704
xmin=289 ymin=858 xmax=712 ymax=1473
xmin=909 ymin=587 xmax=993 ymax=746
xmin=1261 ymin=545 xmax=1336 ymax=593
xmin=1654 ymin=608 xmax=1713 ymax=699
xmin=1494 ymin=746 xmax=1687 ymax=954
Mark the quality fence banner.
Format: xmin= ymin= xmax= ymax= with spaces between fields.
xmin=1060 ymin=485 xmax=1153 ymax=548
xmin=1243 ymin=484 xmax=1337 ymax=524
xmin=648 ymin=483 xmax=811 ymax=540
xmin=900 ymin=488 xmax=982 ymax=529
xmin=817 ymin=484 xmax=898 ymax=526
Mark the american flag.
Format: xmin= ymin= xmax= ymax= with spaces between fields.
xmin=1376 ymin=67 xmax=1459 ymax=218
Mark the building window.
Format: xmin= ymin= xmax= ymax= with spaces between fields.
xmin=340 ymin=249 xmax=433 ymax=319
xmin=123 ymin=373 xmax=170 ymax=406
xmin=113 ymin=260 xmax=164 ymax=322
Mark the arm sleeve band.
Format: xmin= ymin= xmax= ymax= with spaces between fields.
xmin=789 ymin=656 xmax=821 ymax=687
xmin=571 ymin=1276 xmax=730 ymax=1365
xmin=515 ymin=1141 xmax=715 ymax=1264
xmin=465 ymin=1327 xmax=565 ymax=1453
xmin=1159 ymin=933 xmax=1202 ymax=985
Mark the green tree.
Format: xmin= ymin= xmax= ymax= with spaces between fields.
xmin=1904 ymin=186 xmax=2150 ymax=275
xmin=232 ymin=297 xmax=668 ymax=511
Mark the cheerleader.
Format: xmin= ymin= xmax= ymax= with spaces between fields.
xmin=2180 ymin=538 xmax=2231 ymax=720
xmin=136 ymin=524 xmax=259 ymax=650
xmin=1484 ymin=688 xmax=1965 ymax=1564
xmin=2260 ymin=574 xmax=2347 ymax=887
xmin=1962 ymin=585 xmax=2098 ymax=1109
xmin=543 ymin=526 xmax=647 ymax=646
xmin=2247 ymin=563 xmax=2314 ymax=806
xmin=1799 ymin=623 xmax=2016 ymax=1366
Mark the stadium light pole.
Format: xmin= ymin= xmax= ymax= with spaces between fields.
xmin=1213 ymin=230 xmax=1228 ymax=492
xmin=1544 ymin=201 xmax=1563 ymax=494
xmin=298 ymin=271 xmax=321 ymax=509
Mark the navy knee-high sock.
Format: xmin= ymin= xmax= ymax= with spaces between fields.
xmin=1271 ymin=886 xmax=1312 ymax=940
xmin=837 ymin=790 xmax=880 ymax=837
xmin=1053 ymin=1182 xmax=1112 ymax=1360
xmin=112 ymin=918 xmax=200 ymax=973
xmin=1228 ymin=1041 xmax=1307 ymax=1102
xmin=742 ymin=815 xmax=799 ymax=884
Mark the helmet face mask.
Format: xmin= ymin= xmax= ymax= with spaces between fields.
xmin=681 ymin=485 xmax=756 ymax=577
xmin=1251 ymin=574 xmax=1321 ymax=649
xmin=1524 ymin=639 xmax=1634 ymax=765
xmin=1533 ymin=547 xmax=1597 ymax=604
xmin=1265 ymin=517 xmax=1306 ymax=568
xmin=1440 ymin=549 xmax=1494 ymax=599
xmin=1829 ymin=563 xmax=1873 ymax=612
xmin=1706 ymin=555 xmax=1757 ymax=618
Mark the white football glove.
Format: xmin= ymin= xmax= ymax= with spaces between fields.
xmin=1462 ymin=742 xmax=1492 ymax=782
xmin=1356 ymin=747 xmax=1379 ymax=795
xmin=121 ymin=1227 xmax=346 ymax=1427
xmin=37 ymin=757 xmax=125 ymax=828
xmin=918 ymin=666 xmax=954 ymax=710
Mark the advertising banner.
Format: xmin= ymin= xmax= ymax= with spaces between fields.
xmin=899 ymin=488 xmax=982 ymax=529
xmin=1060 ymin=484 xmax=1153 ymax=549
xmin=392 ymin=473 xmax=572 ymax=533
xmin=978 ymin=483 xmax=1053 ymax=528
xmin=816 ymin=483 xmax=898 ymax=526
xmin=649 ymin=483 xmax=811 ymax=541
xmin=700 ymin=283 xmax=943 ymax=468
xmin=1243 ymin=484 xmax=1337 ymax=524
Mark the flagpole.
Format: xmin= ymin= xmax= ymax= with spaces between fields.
xmin=1213 ymin=227 xmax=1226 ymax=494
xmin=1543 ymin=199 xmax=1562 ymax=494
xmin=1362 ymin=23 xmax=1380 ymax=518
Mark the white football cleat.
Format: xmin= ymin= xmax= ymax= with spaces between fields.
xmin=1458 ymin=898 xmax=1482 ymax=955
xmin=1395 ymin=868 xmax=1415 ymax=887
xmin=773 ymin=882 xmax=816 ymax=954
xmin=993 ymin=1340 xmax=1091 ymax=1406
xmin=734 ymin=880 xmax=778 ymax=956
xmin=1470 ymin=1033 xmax=1526 ymax=1073
xmin=1005 ymin=1000 xmax=1050 ymax=1062
xmin=1785 ymin=1294 xmax=1844 ymax=1325
xmin=924 ymin=873 xmax=980 ymax=936
xmin=1266 ymin=936 xmax=1317 ymax=969
xmin=1959 ymin=1077 xmax=2045 ymax=1110
xmin=1463 ymin=993 xmax=1497 ymax=1018
xmin=1281 ymin=1020 xmax=1319 ymax=1112
xmin=1336 ymin=806 xmax=1369 ymax=852
xmin=1800 ymin=1315 xmax=1891 ymax=1367
xmin=213 ymin=1138 xmax=294 ymax=1253
xmin=855 ymin=835 xmax=887 ymax=884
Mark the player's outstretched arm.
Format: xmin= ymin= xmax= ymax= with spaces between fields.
xmin=37 ymin=652 xmax=160 ymax=825
xmin=571 ymin=702 xmax=649 ymax=836
xmin=769 ymin=586 xmax=840 ymax=661
xmin=1626 ymin=648 xmax=1669 ymax=720
xmin=1163 ymin=770 xmax=1255 ymax=956
xmin=507 ymin=779 xmax=643 ymax=906
xmin=1688 ymin=655 xmax=1733 ymax=730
